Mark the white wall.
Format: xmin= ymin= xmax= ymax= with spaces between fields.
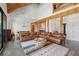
xmin=8 ymin=3 xmax=52 ymax=34
xmin=55 ymin=18 xmax=60 ymax=32
xmin=63 ymin=13 xmax=79 ymax=41
xmin=8 ymin=4 xmax=38 ymax=33
xmin=38 ymin=3 xmax=52 ymax=19
xmin=35 ymin=3 xmax=52 ymax=32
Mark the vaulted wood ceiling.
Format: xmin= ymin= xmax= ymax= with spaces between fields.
xmin=7 ymin=3 xmax=74 ymax=13
xmin=7 ymin=3 xmax=31 ymax=13
xmin=7 ymin=3 xmax=64 ymax=13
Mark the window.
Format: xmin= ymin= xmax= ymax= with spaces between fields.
xmin=0 ymin=7 xmax=7 ymax=51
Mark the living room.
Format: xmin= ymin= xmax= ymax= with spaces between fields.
xmin=0 ymin=3 xmax=79 ymax=56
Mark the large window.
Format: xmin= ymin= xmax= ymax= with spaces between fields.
xmin=0 ymin=8 xmax=3 ymax=50
xmin=0 ymin=7 xmax=7 ymax=51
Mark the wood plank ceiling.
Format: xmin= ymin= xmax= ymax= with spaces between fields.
xmin=7 ymin=3 xmax=64 ymax=13
xmin=7 ymin=3 xmax=31 ymax=13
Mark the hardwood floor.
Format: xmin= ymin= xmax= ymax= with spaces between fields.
xmin=65 ymin=40 xmax=79 ymax=56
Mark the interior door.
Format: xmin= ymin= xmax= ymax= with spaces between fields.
xmin=63 ymin=23 xmax=66 ymax=36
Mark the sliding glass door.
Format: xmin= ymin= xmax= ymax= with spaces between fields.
xmin=0 ymin=8 xmax=3 ymax=50
xmin=3 ymin=9 xmax=7 ymax=42
xmin=0 ymin=7 xmax=7 ymax=51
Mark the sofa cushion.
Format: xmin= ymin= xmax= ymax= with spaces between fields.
xmin=47 ymin=37 xmax=61 ymax=44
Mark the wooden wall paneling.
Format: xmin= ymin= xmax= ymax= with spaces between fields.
xmin=34 ymin=24 xmax=37 ymax=32
xmin=33 ymin=24 xmax=36 ymax=32
xmin=41 ymin=22 xmax=43 ymax=30
xmin=31 ymin=24 xmax=34 ymax=32
xmin=60 ymin=16 xmax=63 ymax=33
xmin=36 ymin=23 xmax=38 ymax=31
xmin=44 ymin=20 xmax=46 ymax=31
xmin=35 ymin=24 xmax=37 ymax=32
xmin=40 ymin=22 xmax=42 ymax=27
xmin=47 ymin=19 xmax=49 ymax=32
xmin=38 ymin=22 xmax=41 ymax=31
xmin=38 ymin=23 xmax=41 ymax=31
xmin=36 ymin=23 xmax=38 ymax=32
xmin=39 ymin=22 xmax=41 ymax=31
xmin=31 ymin=23 xmax=32 ymax=32
xmin=45 ymin=20 xmax=47 ymax=32
xmin=42 ymin=20 xmax=46 ymax=31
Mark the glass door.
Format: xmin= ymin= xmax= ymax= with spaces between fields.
xmin=0 ymin=7 xmax=7 ymax=51
xmin=0 ymin=8 xmax=3 ymax=50
xmin=3 ymin=10 xmax=7 ymax=42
